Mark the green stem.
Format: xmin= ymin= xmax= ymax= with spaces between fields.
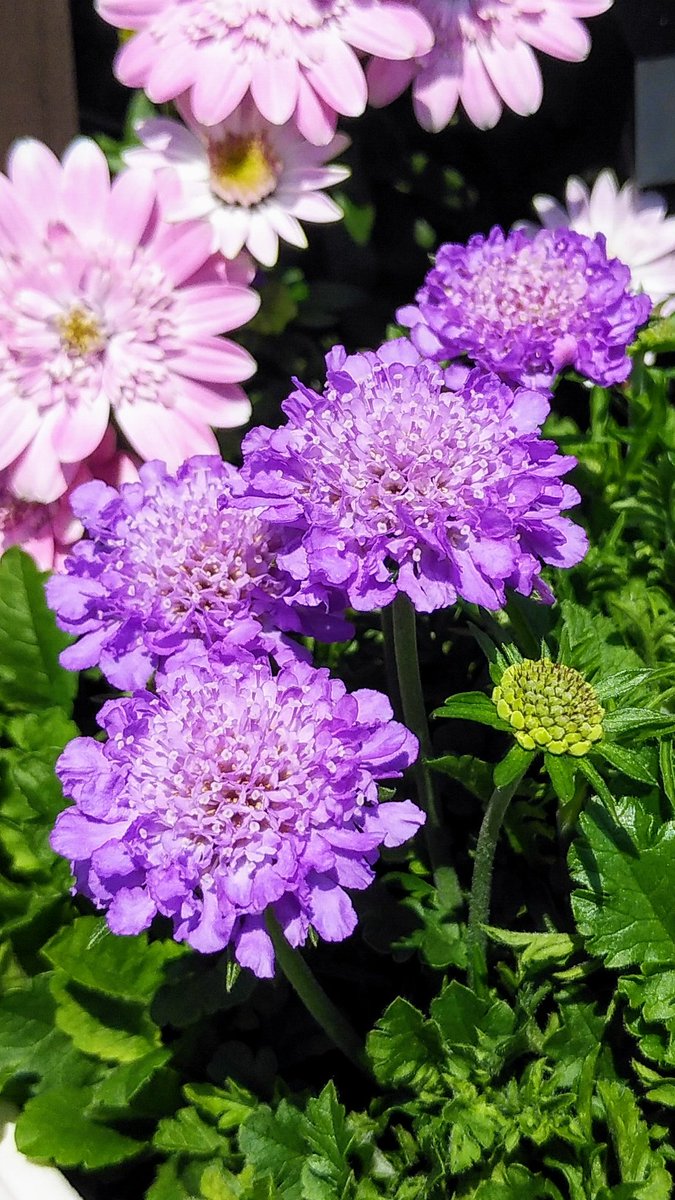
xmin=467 ymin=777 xmax=522 ymax=993
xmin=265 ymin=911 xmax=369 ymax=1075
xmin=389 ymin=593 xmax=443 ymax=871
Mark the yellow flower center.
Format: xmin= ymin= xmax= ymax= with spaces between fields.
xmin=208 ymin=134 xmax=281 ymax=207
xmin=492 ymin=659 xmax=604 ymax=757
xmin=57 ymin=307 xmax=104 ymax=357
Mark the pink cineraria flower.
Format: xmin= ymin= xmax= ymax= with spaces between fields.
xmin=124 ymin=104 xmax=350 ymax=268
xmin=528 ymin=169 xmax=675 ymax=316
xmin=96 ymin=0 xmax=433 ymax=145
xmin=0 ymin=137 xmax=260 ymax=504
xmin=368 ymin=0 xmax=612 ymax=132
xmin=0 ymin=428 xmax=139 ymax=573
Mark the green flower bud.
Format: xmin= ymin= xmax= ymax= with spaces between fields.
xmin=492 ymin=660 xmax=604 ymax=757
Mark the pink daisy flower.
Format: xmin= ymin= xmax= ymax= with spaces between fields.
xmin=368 ymin=0 xmax=612 ymax=132
xmin=0 ymin=428 xmax=139 ymax=573
xmin=124 ymin=102 xmax=350 ymax=268
xmin=528 ymin=169 xmax=675 ymax=316
xmin=96 ymin=0 xmax=434 ymax=145
xmin=0 ymin=137 xmax=260 ymax=504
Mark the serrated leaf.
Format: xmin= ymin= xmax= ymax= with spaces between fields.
xmin=594 ymin=670 xmax=667 ymax=705
xmin=598 ymin=1079 xmax=670 ymax=1192
xmin=0 ymin=975 xmax=95 ymax=1095
xmin=155 ymin=1107 xmax=227 ymax=1157
xmin=482 ymin=927 xmax=579 ymax=973
xmin=51 ymin=971 xmax=162 ymax=1062
xmin=367 ymin=998 xmax=443 ymax=1091
xmin=16 ymin=1086 xmax=142 ymax=1169
xmin=570 ymin=799 xmax=675 ymax=969
xmin=43 ymin=915 xmax=185 ymax=1002
xmin=90 ymin=1049 xmax=172 ymax=1114
xmin=185 ymin=1082 xmax=257 ymax=1131
xmin=432 ymin=692 xmax=509 ymax=731
xmin=593 ymin=742 xmax=658 ymax=786
xmin=430 ymin=982 xmax=515 ymax=1077
xmin=239 ymin=1100 xmax=307 ymax=1197
xmin=427 ymin=753 xmax=494 ymax=802
xmin=493 ymin=744 xmax=534 ymax=788
xmin=0 ymin=549 xmax=76 ymax=712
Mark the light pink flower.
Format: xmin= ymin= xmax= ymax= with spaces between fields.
xmin=368 ymin=0 xmax=612 ymax=132
xmin=124 ymin=103 xmax=350 ymax=268
xmin=528 ymin=169 xmax=675 ymax=315
xmin=0 ymin=427 xmax=139 ymax=573
xmin=96 ymin=0 xmax=433 ymax=145
xmin=0 ymin=137 xmax=260 ymax=503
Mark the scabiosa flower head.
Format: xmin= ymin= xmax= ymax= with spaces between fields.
xmin=492 ymin=658 xmax=604 ymax=756
xmin=98 ymin=0 xmax=433 ymax=145
xmin=398 ymin=226 xmax=651 ymax=389
xmin=52 ymin=650 xmax=423 ymax=975
xmin=368 ymin=0 xmax=611 ymax=131
xmin=47 ymin=455 xmax=350 ymax=691
xmin=0 ymin=428 xmax=138 ymax=572
xmin=0 ymin=137 xmax=260 ymax=503
xmin=527 ymin=169 xmax=675 ymax=316
xmin=124 ymin=102 xmax=350 ymax=268
xmin=238 ymin=339 xmax=587 ymax=613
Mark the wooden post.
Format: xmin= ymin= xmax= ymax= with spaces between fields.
xmin=0 ymin=0 xmax=78 ymax=161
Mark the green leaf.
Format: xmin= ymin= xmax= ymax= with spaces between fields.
xmin=593 ymin=742 xmax=658 ymax=786
xmin=660 ymin=740 xmax=675 ymax=809
xmin=594 ymin=670 xmax=667 ymax=705
xmin=51 ymin=971 xmax=162 ymax=1063
xmin=43 ymin=915 xmax=185 ymax=1002
xmin=493 ymin=744 xmax=534 ymax=788
xmin=367 ymin=998 xmax=443 ymax=1091
xmin=154 ymin=1107 xmax=227 ymax=1157
xmin=429 ymin=982 xmax=515 ymax=1077
xmin=635 ymin=315 xmax=675 ymax=353
xmin=90 ymin=1049 xmax=173 ymax=1115
xmin=576 ymin=757 xmax=620 ymax=821
xmin=570 ymin=799 xmax=675 ymax=969
xmin=544 ymin=753 xmax=578 ymax=804
xmin=0 ymin=975 xmax=95 ymax=1095
xmin=239 ymin=1100 xmax=307 ymax=1197
xmin=301 ymin=1083 xmax=354 ymax=1200
xmin=427 ymin=753 xmax=494 ymax=802
xmin=603 ymin=708 xmax=675 ymax=741
xmin=15 ymin=1086 xmax=143 ymax=1169
xmin=482 ymin=928 xmax=579 ymax=975
xmin=336 ymin=194 xmax=375 ymax=247
xmin=598 ymin=1080 xmax=670 ymax=1192
xmin=432 ymin=692 xmax=509 ymax=731
xmin=0 ymin=549 xmax=76 ymax=712
xmin=185 ymin=1082 xmax=257 ymax=1132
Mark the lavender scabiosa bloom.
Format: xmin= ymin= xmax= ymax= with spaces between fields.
xmin=47 ymin=456 xmax=349 ymax=691
xmin=52 ymin=650 xmax=423 ymax=976
xmin=238 ymin=339 xmax=588 ymax=614
xmin=398 ymin=226 xmax=651 ymax=389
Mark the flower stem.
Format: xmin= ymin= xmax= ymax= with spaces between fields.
xmin=466 ymin=778 xmax=521 ymax=993
xmin=265 ymin=911 xmax=369 ymax=1075
xmin=389 ymin=593 xmax=444 ymax=871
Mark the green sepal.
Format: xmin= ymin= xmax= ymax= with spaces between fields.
xmin=543 ymin=752 xmax=578 ymax=804
xmin=493 ymin=744 xmax=535 ymax=789
xmin=603 ymin=708 xmax=675 ymax=741
xmin=593 ymin=741 xmax=658 ymax=786
xmin=432 ymin=692 xmax=510 ymax=731
xmin=576 ymin=757 xmax=620 ymax=823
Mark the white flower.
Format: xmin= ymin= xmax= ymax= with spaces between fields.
xmin=124 ymin=101 xmax=350 ymax=268
xmin=530 ymin=169 xmax=675 ymax=315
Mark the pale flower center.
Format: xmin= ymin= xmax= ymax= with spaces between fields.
xmin=208 ymin=134 xmax=282 ymax=207
xmin=57 ymin=306 xmax=105 ymax=357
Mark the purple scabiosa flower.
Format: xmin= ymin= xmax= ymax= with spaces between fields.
xmin=238 ymin=339 xmax=588 ymax=613
xmin=51 ymin=650 xmax=423 ymax=976
xmin=398 ymin=226 xmax=651 ymax=389
xmin=47 ymin=456 xmax=350 ymax=691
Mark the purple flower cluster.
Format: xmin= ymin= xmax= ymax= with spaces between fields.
xmin=52 ymin=650 xmax=422 ymax=976
xmin=238 ymin=340 xmax=587 ymax=613
xmin=398 ymin=226 xmax=651 ymax=388
xmin=47 ymin=457 xmax=350 ymax=690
